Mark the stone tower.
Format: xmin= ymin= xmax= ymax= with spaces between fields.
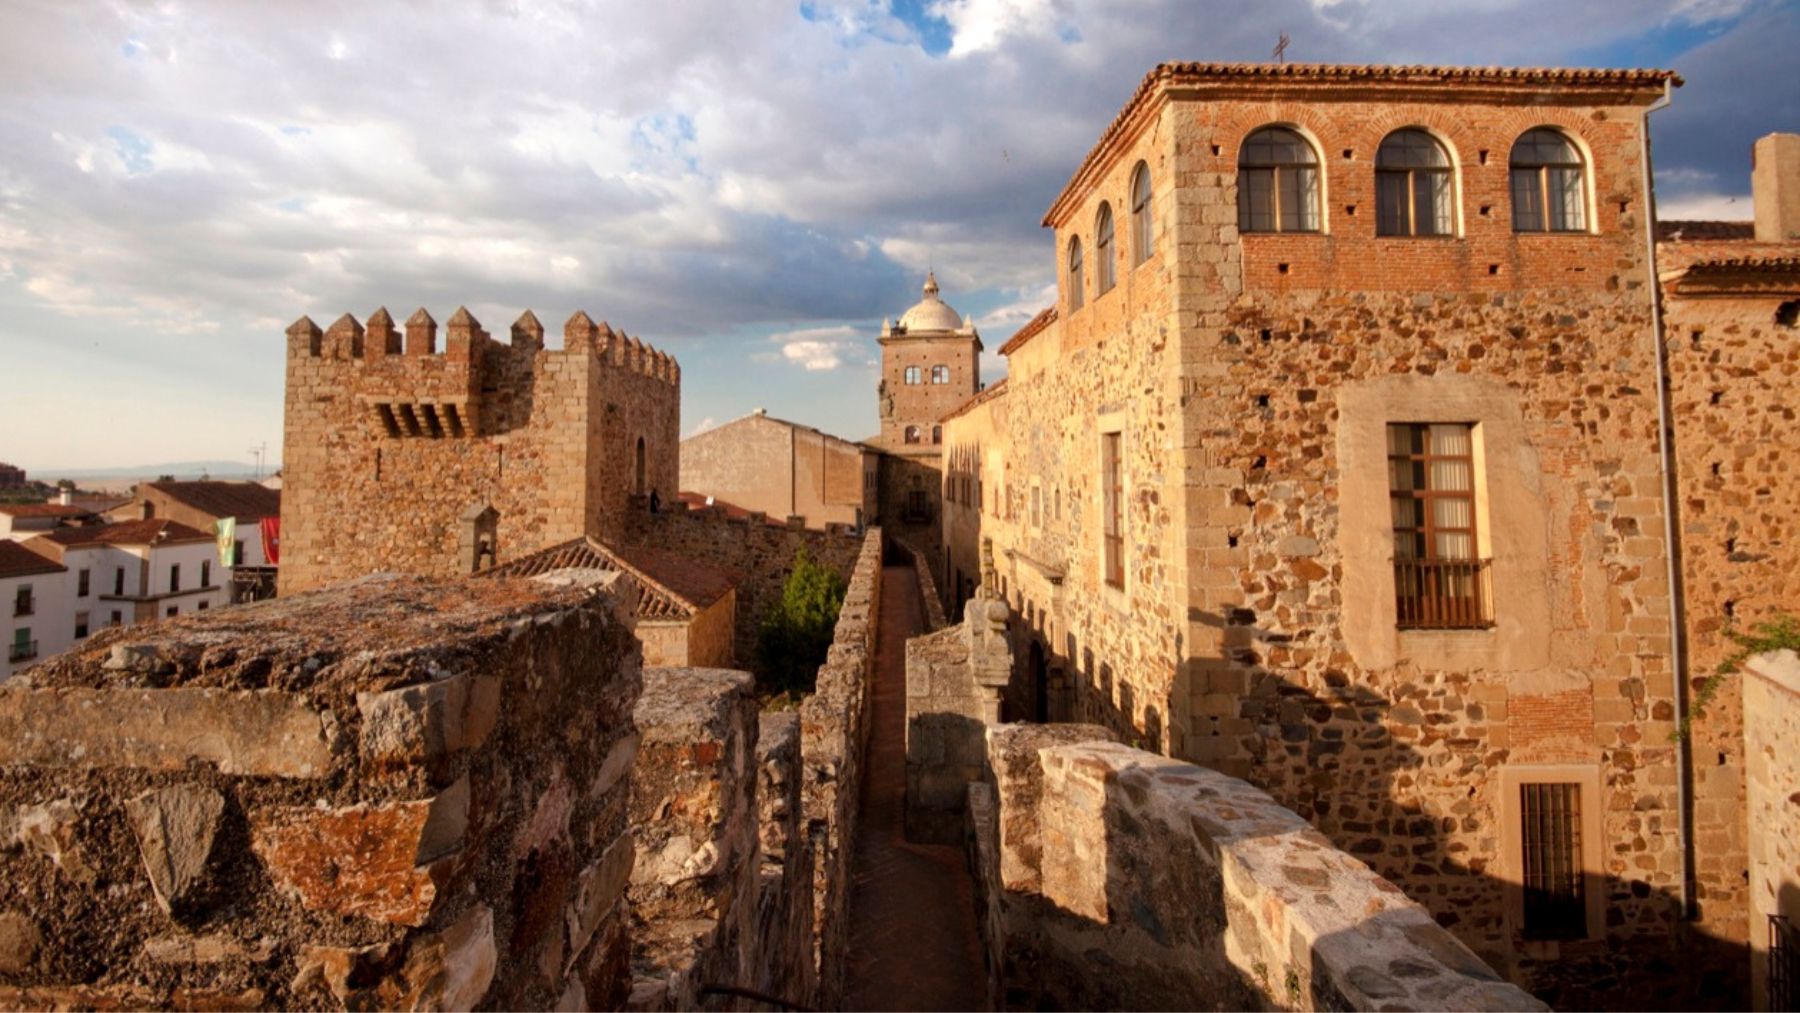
xmin=872 ymin=272 xmax=981 ymax=454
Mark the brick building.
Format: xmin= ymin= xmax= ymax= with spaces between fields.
xmin=278 ymin=307 xmax=679 ymax=594
xmin=680 ymin=409 xmax=878 ymax=529
xmin=939 ymin=63 xmax=1800 ymax=1007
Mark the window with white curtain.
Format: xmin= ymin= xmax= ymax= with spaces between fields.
xmin=1238 ymin=127 xmax=1321 ymax=233
xmin=1388 ymin=422 xmax=1491 ymax=628
xmin=1511 ymin=128 xmax=1587 ymax=233
xmin=1376 ymin=130 xmax=1455 ymax=237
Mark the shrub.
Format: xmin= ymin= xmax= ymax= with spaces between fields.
xmin=1674 ymin=613 xmax=1800 ymax=741
xmin=755 ymin=548 xmax=847 ymax=696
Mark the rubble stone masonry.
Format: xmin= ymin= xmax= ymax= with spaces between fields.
xmin=280 ymin=308 xmax=679 ymax=594
xmin=0 ymin=571 xmax=643 ymax=1010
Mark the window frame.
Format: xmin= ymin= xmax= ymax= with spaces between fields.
xmin=169 ymin=564 xmax=181 ymax=594
xmin=1067 ymin=237 xmax=1085 ymax=311
xmin=903 ymin=365 xmax=922 ymax=385
xmin=1387 ymin=422 xmax=1492 ymax=629
xmin=1499 ymin=765 xmax=1605 ymax=943
xmin=1101 ymin=427 xmax=1125 ymax=589
xmin=1129 ymin=161 xmax=1153 ymax=265
xmin=1237 ymin=126 xmax=1323 ymax=234
xmin=1375 ymin=129 xmax=1457 ymax=238
xmin=1509 ymin=127 xmax=1588 ymax=234
xmin=1095 ymin=202 xmax=1116 ymax=295
xmin=77 ymin=568 xmax=90 ymax=598
xmin=904 ymin=425 xmax=922 ymax=445
xmin=930 ymin=364 xmax=950 ymax=385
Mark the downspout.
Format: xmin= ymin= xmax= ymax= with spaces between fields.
xmin=1639 ymin=78 xmax=1695 ymax=919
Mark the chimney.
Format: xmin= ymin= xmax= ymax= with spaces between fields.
xmin=57 ymin=487 xmax=73 ymax=506
xmin=1753 ymin=133 xmax=1800 ymax=243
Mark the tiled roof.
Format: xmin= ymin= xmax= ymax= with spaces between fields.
xmin=997 ymin=307 xmax=1057 ymax=356
xmin=1656 ymin=220 xmax=1755 ymax=242
xmin=1046 ymin=61 xmax=1681 ymax=227
xmin=0 ymin=540 xmax=64 ymax=579
xmin=32 ymin=518 xmax=214 ymax=550
xmin=145 ymin=481 xmax=282 ymax=522
xmin=0 ymin=503 xmax=92 ymax=519
xmin=484 ymin=536 xmax=738 ymax=620
xmin=942 ymin=377 xmax=1009 ymax=423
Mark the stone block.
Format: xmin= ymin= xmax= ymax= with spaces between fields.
xmin=0 ymin=913 xmax=40 ymax=975
xmin=14 ymin=797 xmax=94 ymax=885
xmin=357 ymin=673 xmax=501 ymax=768
xmin=125 ymin=784 xmax=226 ymax=916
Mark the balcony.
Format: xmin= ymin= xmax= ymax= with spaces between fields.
xmin=12 ymin=596 xmax=32 ymax=618
xmin=8 ymin=640 xmax=37 ymax=663
xmin=1394 ymin=558 xmax=1494 ymax=630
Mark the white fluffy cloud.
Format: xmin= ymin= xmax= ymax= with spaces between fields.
xmin=770 ymin=325 xmax=864 ymax=371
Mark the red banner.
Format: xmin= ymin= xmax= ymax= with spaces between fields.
xmin=261 ymin=515 xmax=281 ymax=565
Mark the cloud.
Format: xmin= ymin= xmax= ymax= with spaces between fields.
xmin=687 ymin=415 xmax=718 ymax=437
xmin=771 ymin=325 xmax=862 ymax=371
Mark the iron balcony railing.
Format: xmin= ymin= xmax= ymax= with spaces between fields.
xmin=8 ymin=640 xmax=37 ymax=663
xmin=1394 ymin=557 xmax=1494 ymax=630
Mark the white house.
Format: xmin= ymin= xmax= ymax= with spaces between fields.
xmin=25 ymin=519 xmax=227 ymax=635
xmin=2 ymin=540 xmax=69 ymax=680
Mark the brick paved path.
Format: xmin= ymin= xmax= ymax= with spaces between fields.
xmin=843 ymin=566 xmax=986 ymax=1011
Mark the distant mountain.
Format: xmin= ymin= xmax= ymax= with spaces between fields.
xmin=33 ymin=461 xmax=278 ymax=482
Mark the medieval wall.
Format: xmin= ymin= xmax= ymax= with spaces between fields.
xmin=1744 ymin=650 xmax=1800 ymax=1011
xmin=0 ymin=572 xmax=642 ymax=1010
xmin=280 ymin=308 xmax=679 ymax=595
xmin=970 ymin=730 xmax=1544 ymax=1012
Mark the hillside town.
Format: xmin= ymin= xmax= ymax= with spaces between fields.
xmin=0 ymin=33 xmax=1797 ymax=1013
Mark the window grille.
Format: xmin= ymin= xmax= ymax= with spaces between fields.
xmin=1389 ymin=423 xmax=1491 ymax=628
xmin=1511 ymin=128 xmax=1586 ymax=233
xmin=1520 ymin=782 xmax=1585 ymax=940
xmin=1377 ymin=130 xmax=1454 ymax=237
xmin=1238 ymin=127 xmax=1321 ymax=233
xmin=1771 ymin=915 xmax=1796 ymax=1013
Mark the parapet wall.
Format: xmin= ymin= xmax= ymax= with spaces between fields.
xmin=1745 ymin=650 xmax=1800 ymax=1011
xmin=282 ymin=306 xmax=680 ymax=595
xmin=0 ymin=572 xmax=644 ymax=1010
xmin=796 ymin=529 xmax=883 ymax=1006
xmin=972 ymin=729 xmax=1545 ymax=1012
xmin=627 ymin=501 xmax=865 ymax=666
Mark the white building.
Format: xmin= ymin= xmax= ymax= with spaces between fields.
xmin=2 ymin=540 xmax=69 ymax=680
xmin=0 ymin=503 xmax=98 ymax=542
xmin=23 ymin=518 xmax=227 ymax=648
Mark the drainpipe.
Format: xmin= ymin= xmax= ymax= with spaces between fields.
xmin=1639 ymin=78 xmax=1695 ymax=919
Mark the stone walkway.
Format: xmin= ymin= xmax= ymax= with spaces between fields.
xmin=843 ymin=566 xmax=986 ymax=1012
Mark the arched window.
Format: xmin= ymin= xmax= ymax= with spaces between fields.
xmin=1510 ymin=128 xmax=1587 ymax=233
xmin=634 ymin=436 xmax=646 ymax=494
xmin=931 ymin=424 xmax=942 ymax=444
xmin=1067 ymin=237 xmax=1085 ymax=311
xmin=1376 ymin=129 xmax=1454 ymax=237
xmin=1130 ymin=162 xmax=1154 ymax=264
xmin=930 ymin=364 xmax=950 ymax=384
xmin=903 ymin=365 xmax=921 ymax=385
xmin=904 ymin=425 xmax=921 ymax=445
xmin=1238 ymin=127 xmax=1320 ymax=233
xmin=1095 ymin=203 xmax=1115 ymax=294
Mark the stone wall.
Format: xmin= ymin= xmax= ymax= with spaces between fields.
xmin=680 ymin=413 xmax=874 ymax=530
xmin=281 ymin=308 xmax=680 ymax=595
xmin=904 ymin=588 xmax=1011 ymax=844
xmin=1744 ymin=650 xmax=1800 ymax=1011
xmin=627 ymin=501 xmax=863 ymax=669
xmin=892 ymin=535 xmax=947 ymax=632
xmin=796 ymin=529 xmax=882 ymax=1006
xmin=751 ymin=712 xmax=816 ymax=1009
xmin=0 ymin=571 xmax=642 ymax=1011
xmin=970 ymin=731 xmax=1544 ymax=1012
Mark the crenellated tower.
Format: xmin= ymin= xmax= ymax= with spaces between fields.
xmin=280 ymin=306 xmax=680 ymax=593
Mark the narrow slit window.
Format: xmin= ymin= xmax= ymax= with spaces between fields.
xmin=1520 ymin=782 xmax=1586 ymax=940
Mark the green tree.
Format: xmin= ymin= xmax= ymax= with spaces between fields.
xmin=755 ymin=548 xmax=847 ymax=697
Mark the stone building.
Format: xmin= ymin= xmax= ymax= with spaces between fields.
xmin=936 ymin=62 xmax=1800 ymax=1008
xmin=279 ymin=307 xmax=679 ymax=594
xmin=680 ymin=409 xmax=878 ymax=529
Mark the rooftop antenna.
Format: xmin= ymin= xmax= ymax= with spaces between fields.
xmin=1273 ymin=32 xmax=1291 ymax=64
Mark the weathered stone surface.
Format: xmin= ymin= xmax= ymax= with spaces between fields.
xmin=357 ymin=673 xmax=500 ymax=767
xmin=566 ymin=836 xmax=633 ymax=970
xmin=404 ymin=904 xmax=497 ymax=1012
xmin=125 ymin=784 xmax=225 ymax=916
xmin=14 ymin=798 xmax=93 ymax=885
xmin=143 ymin=932 xmax=275 ymax=965
xmin=0 ymin=985 xmax=265 ymax=1010
xmin=0 ymin=912 xmax=41 ymax=975
xmin=0 ymin=688 xmax=334 ymax=778
xmin=251 ymin=776 xmax=468 ymax=926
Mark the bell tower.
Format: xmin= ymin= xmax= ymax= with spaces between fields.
xmin=873 ymin=272 xmax=982 ymax=455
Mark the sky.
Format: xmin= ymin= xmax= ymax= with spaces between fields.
xmin=0 ymin=0 xmax=1795 ymax=474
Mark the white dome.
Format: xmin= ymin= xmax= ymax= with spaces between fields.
xmin=896 ymin=272 xmax=965 ymax=332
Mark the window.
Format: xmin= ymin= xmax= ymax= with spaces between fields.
xmin=904 ymin=425 xmax=922 ymax=445
xmin=930 ymin=365 xmax=950 ymax=385
xmin=14 ymin=583 xmax=32 ymax=617
xmin=77 ymin=568 xmax=90 ymax=597
xmin=75 ymin=612 xmax=89 ymax=639
xmin=1388 ymin=423 xmax=1491 ymax=628
xmin=113 ymin=567 xmax=125 ymax=596
xmin=931 ymin=424 xmax=942 ymax=444
xmin=166 ymin=606 xmax=179 ymax=618
xmin=1510 ymin=128 xmax=1586 ymax=233
xmin=1031 ymin=485 xmax=1042 ymax=528
xmin=200 ymin=560 xmax=211 ymax=587
xmin=9 ymin=628 xmax=33 ymax=663
xmin=169 ymin=564 xmax=180 ymax=593
xmin=1376 ymin=129 xmax=1454 ymax=237
xmin=232 ymin=540 xmax=245 ymax=566
xmin=904 ymin=365 xmax=922 ymax=385
xmin=197 ymin=600 xmax=209 ymax=611
xmin=1130 ymin=161 xmax=1154 ymax=264
xmin=1095 ymin=203 xmax=1116 ymax=294
xmin=1238 ymin=127 xmax=1321 ymax=233
xmin=1067 ymin=238 xmax=1085 ymax=311
xmin=109 ymin=610 xmax=122 ymax=627
xmin=1102 ymin=431 xmax=1124 ymax=588
xmin=1520 ymin=782 xmax=1585 ymax=940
